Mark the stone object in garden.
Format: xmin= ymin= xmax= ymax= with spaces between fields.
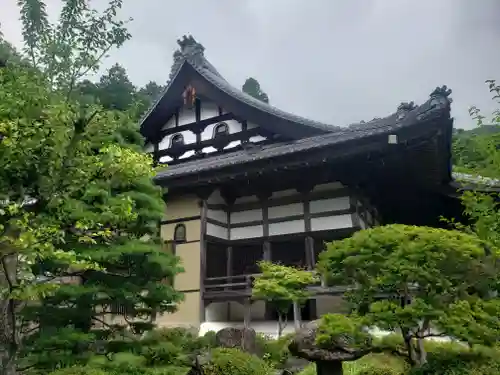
xmin=187 ymin=353 xmax=212 ymax=375
xmin=215 ymin=326 xmax=257 ymax=353
xmin=288 ymin=320 xmax=372 ymax=375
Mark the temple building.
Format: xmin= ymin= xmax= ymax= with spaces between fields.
xmin=139 ymin=36 xmax=458 ymax=333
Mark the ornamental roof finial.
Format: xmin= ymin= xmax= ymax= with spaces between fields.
xmin=430 ymin=85 xmax=452 ymax=99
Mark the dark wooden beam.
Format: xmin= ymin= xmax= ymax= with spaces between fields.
xmin=194 ymin=98 xmax=202 ymax=156
xmin=199 ymin=198 xmax=208 ymax=322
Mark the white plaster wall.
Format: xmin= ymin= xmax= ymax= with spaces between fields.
xmin=200 ymin=102 xmax=219 ymax=121
xmin=230 ymin=225 xmax=263 ymax=240
xmin=155 ymin=99 xmax=266 ymax=163
xmin=268 ymin=203 xmax=304 ymax=219
xmin=207 ymin=223 xmax=228 ymax=239
xmin=311 ymin=214 xmax=353 ymax=231
xmin=269 ymin=220 xmax=305 ymax=236
xmin=230 ymin=209 xmax=263 ymax=224
xmin=310 ymin=196 xmax=350 ymax=214
xmin=205 ymin=302 xmax=229 ymax=322
xmin=228 ymin=300 xmax=266 ymax=321
xmin=207 ymin=209 xmax=227 ymax=223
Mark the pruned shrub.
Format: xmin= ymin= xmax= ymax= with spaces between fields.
xmin=204 ymin=348 xmax=273 ymax=375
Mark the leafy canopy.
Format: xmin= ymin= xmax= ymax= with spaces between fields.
xmin=318 ymin=224 xmax=500 ymax=364
xmin=252 ymin=261 xmax=317 ymax=314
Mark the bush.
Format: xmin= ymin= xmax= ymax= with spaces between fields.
xmin=409 ymin=349 xmax=500 ymax=375
xmin=141 ymin=328 xmax=213 ymax=355
xmin=204 ymin=348 xmax=273 ymax=375
xmin=48 ymin=366 xmax=109 ymax=375
xmin=255 ymin=333 xmax=292 ymax=367
xmin=142 ymin=341 xmax=189 ymax=367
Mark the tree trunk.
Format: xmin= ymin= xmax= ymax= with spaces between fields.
xmin=0 ymin=254 xmax=20 ymax=375
xmin=315 ymin=361 xmax=343 ymax=375
xmin=277 ymin=313 xmax=287 ymax=338
xmin=0 ymin=356 xmax=16 ymax=375
xmin=292 ymin=301 xmax=301 ymax=331
xmin=415 ymin=338 xmax=427 ymax=366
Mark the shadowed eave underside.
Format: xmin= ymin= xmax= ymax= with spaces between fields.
xmin=153 ymin=86 xmax=453 ymax=186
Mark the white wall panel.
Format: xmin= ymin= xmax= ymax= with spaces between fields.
xmin=200 ymin=102 xmax=219 ymax=121
xmin=207 ymin=209 xmax=227 ymax=223
xmin=230 ymin=225 xmax=263 ymax=240
xmin=268 ymin=203 xmax=304 ymax=219
xmin=178 ymin=106 xmax=196 ymax=126
xmin=269 ymin=220 xmax=305 ymax=236
xmin=231 ymin=209 xmax=262 ymax=224
xmin=207 ymin=223 xmax=228 ymax=239
xmin=310 ymin=196 xmax=350 ymax=214
xmin=311 ymin=214 xmax=353 ymax=231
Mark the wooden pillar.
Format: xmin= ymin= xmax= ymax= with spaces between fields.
xmin=263 ymin=241 xmax=271 ymax=262
xmin=197 ymin=187 xmax=212 ymax=323
xmin=225 ymin=246 xmax=233 ymax=321
xmin=226 ymin=246 xmax=233 ymax=280
xmin=199 ymin=199 xmax=208 ymax=322
xmin=243 ymin=297 xmax=251 ymax=329
xmin=305 ymin=236 xmax=315 ymax=270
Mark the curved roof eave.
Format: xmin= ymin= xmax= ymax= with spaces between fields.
xmin=139 ymin=56 xmax=342 ymax=140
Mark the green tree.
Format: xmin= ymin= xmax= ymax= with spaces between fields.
xmin=252 ymin=261 xmax=316 ymax=337
xmin=452 ymin=80 xmax=500 ymax=250
xmin=17 ymin=0 xmax=131 ymax=94
xmin=242 ymin=78 xmax=270 ymax=103
xmin=96 ymin=63 xmax=137 ymax=111
xmin=0 ymin=2 xmax=183 ymax=373
xmin=318 ymin=224 xmax=500 ymax=368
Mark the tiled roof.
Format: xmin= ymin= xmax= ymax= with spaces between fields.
xmin=154 ymin=87 xmax=453 ymax=184
xmin=139 ymin=36 xmax=340 ymax=137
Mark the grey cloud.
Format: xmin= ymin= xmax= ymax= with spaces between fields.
xmin=1 ymin=0 xmax=499 ymax=128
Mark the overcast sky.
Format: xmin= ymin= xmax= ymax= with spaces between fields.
xmin=1 ymin=0 xmax=499 ymax=129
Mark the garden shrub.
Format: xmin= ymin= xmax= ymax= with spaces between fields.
xmin=204 ymin=348 xmax=273 ymax=375
xmin=141 ymin=328 xmax=213 ymax=356
xmin=409 ymin=349 xmax=500 ymax=375
xmin=142 ymin=341 xmax=189 ymax=367
xmin=48 ymin=366 xmax=109 ymax=375
xmin=255 ymin=333 xmax=293 ymax=367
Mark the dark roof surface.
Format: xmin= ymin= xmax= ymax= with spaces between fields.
xmin=154 ymin=86 xmax=453 ymax=184
xmin=139 ymin=36 xmax=340 ymax=139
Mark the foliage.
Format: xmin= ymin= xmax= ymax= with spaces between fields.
xmin=255 ymin=333 xmax=292 ymax=367
xmin=0 ymin=2 xmax=183 ymax=370
xmin=316 ymin=313 xmax=372 ymax=351
xmin=450 ymin=80 xmax=500 ymax=253
xmin=452 ymin=80 xmax=500 ymax=179
xmin=203 ymin=348 xmax=273 ymax=375
xmin=318 ymin=224 xmax=500 ymax=367
xmin=17 ymin=0 xmax=131 ymax=93
xmin=253 ymin=261 xmax=317 ymax=337
xmin=242 ymin=78 xmax=270 ymax=103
